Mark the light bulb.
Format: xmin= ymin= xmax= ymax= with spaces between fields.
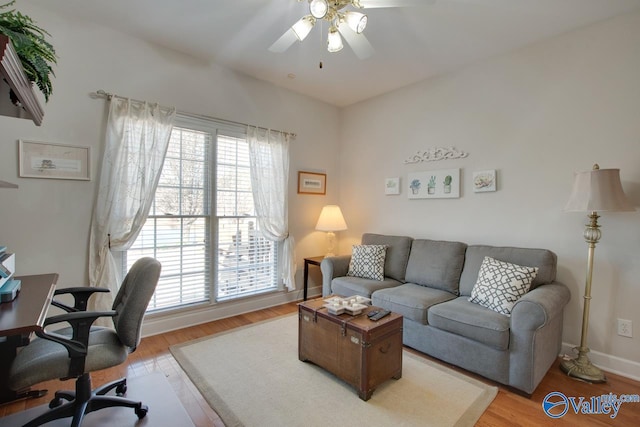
xmin=327 ymin=28 xmax=343 ymax=53
xmin=345 ymin=11 xmax=367 ymax=34
xmin=292 ymin=15 xmax=315 ymax=41
xmin=309 ymin=0 xmax=329 ymax=19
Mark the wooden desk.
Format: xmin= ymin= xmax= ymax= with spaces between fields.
xmin=303 ymin=256 xmax=324 ymax=301
xmin=0 ymin=273 xmax=58 ymax=404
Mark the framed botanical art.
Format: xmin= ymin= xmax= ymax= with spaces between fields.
xmin=407 ymin=169 xmax=460 ymax=199
xmin=298 ymin=171 xmax=326 ymax=195
xmin=385 ymin=177 xmax=400 ymax=195
xmin=19 ymin=140 xmax=90 ymax=181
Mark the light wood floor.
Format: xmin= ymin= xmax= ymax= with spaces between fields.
xmin=2 ymin=302 xmax=639 ymax=426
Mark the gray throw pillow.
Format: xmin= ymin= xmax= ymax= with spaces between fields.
xmin=347 ymin=245 xmax=387 ymax=281
xmin=469 ymin=257 xmax=538 ymax=316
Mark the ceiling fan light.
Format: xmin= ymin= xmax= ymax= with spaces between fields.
xmin=327 ymin=28 xmax=343 ymax=53
xmin=345 ymin=11 xmax=367 ymax=34
xmin=309 ymin=0 xmax=329 ymax=19
xmin=292 ymin=15 xmax=315 ymax=41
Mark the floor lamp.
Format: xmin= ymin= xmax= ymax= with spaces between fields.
xmin=315 ymin=205 xmax=347 ymax=257
xmin=560 ymin=164 xmax=634 ymax=382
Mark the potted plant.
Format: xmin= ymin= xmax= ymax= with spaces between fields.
xmin=0 ymin=1 xmax=57 ymax=103
xmin=409 ymin=179 xmax=421 ymax=195
xmin=427 ymin=176 xmax=436 ymax=194
xmin=443 ymin=175 xmax=452 ymax=194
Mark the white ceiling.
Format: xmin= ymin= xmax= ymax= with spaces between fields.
xmin=27 ymin=0 xmax=640 ymax=107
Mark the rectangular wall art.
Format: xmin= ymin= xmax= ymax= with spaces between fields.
xmin=473 ymin=170 xmax=497 ymax=192
xmin=407 ymin=169 xmax=460 ymax=199
xmin=297 ymin=171 xmax=326 ymax=195
xmin=19 ymin=140 xmax=90 ymax=181
xmin=385 ymin=177 xmax=400 ymax=195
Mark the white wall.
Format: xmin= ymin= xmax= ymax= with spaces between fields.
xmin=2 ymin=3 xmax=638 ymax=378
xmin=0 ymin=4 xmax=339 ymax=328
xmin=339 ymin=12 xmax=640 ymax=377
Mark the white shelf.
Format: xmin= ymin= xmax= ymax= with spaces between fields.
xmin=0 ymin=34 xmax=44 ymax=126
xmin=0 ymin=180 xmax=18 ymax=189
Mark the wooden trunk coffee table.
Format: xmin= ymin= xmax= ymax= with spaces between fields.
xmin=298 ymin=297 xmax=403 ymax=401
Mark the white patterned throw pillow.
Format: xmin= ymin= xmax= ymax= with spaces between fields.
xmin=469 ymin=257 xmax=538 ymax=316
xmin=347 ymin=245 xmax=387 ymax=281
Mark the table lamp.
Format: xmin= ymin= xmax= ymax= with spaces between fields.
xmin=560 ymin=164 xmax=634 ymax=382
xmin=315 ymin=205 xmax=347 ymax=257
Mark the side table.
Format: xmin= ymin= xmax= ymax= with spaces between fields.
xmin=303 ymin=256 xmax=324 ymax=301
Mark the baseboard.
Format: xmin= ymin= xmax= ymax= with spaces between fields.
xmin=561 ymin=342 xmax=640 ymax=382
xmin=141 ymin=285 xmax=323 ymax=337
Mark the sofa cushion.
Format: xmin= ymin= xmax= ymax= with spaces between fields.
xmin=361 ymin=233 xmax=413 ymax=282
xmin=331 ymin=276 xmax=402 ymax=298
xmin=469 ymin=257 xmax=538 ymax=316
xmin=459 ymin=245 xmax=557 ymax=296
xmin=347 ymin=244 xmax=387 ymax=281
xmin=428 ymin=297 xmax=511 ymax=351
xmin=372 ymin=283 xmax=456 ymax=324
xmin=404 ymin=239 xmax=467 ymax=295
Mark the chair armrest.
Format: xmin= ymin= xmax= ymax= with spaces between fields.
xmin=38 ymin=310 xmax=117 ymax=357
xmin=320 ymin=255 xmax=351 ymax=296
xmin=37 ymin=310 xmax=117 ymax=378
xmin=511 ymin=282 xmax=571 ymax=331
xmin=53 ymin=287 xmax=110 ymax=312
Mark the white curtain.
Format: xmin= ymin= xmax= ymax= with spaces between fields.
xmin=89 ymin=97 xmax=176 ymax=315
xmin=247 ymin=126 xmax=296 ymax=290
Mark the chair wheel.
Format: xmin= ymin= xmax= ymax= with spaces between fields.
xmin=115 ymin=383 xmax=127 ymax=396
xmin=135 ymin=405 xmax=148 ymax=419
xmin=49 ymin=397 xmax=63 ymax=409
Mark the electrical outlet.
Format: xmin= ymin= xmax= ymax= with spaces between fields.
xmin=617 ymin=319 xmax=633 ymax=338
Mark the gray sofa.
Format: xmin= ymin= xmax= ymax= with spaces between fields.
xmin=321 ymin=233 xmax=571 ymax=394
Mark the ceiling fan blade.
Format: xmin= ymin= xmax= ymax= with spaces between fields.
xmin=338 ymin=23 xmax=374 ymax=59
xmin=357 ymin=0 xmax=434 ymax=8
xmin=268 ymin=28 xmax=298 ymax=53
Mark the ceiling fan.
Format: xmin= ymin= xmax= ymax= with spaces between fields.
xmin=269 ymin=0 xmax=427 ymax=59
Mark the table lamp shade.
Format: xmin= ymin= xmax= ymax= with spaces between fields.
xmin=564 ymin=166 xmax=634 ymax=213
xmin=315 ymin=205 xmax=348 ymax=231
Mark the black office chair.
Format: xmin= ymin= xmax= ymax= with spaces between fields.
xmin=8 ymin=257 xmax=161 ymax=427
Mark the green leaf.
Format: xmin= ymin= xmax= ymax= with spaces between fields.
xmin=0 ymin=1 xmax=57 ymax=102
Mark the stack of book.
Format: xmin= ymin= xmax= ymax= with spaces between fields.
xmin=0 ymin=246 xmax=20 ymax=302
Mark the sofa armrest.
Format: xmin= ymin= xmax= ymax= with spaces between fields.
xmin=511 ymin=282 xmax=571 ymax=331
xmin=320 ymin=255 xmax=351 ymax=296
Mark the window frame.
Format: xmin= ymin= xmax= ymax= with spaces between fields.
xmin=213 ymin=133 xmax=280 ymax=302
xmin=120 ymin=113 xmax=283 ymax=314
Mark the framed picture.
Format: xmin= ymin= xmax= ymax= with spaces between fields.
xmin=385 ymin=177 xmax=400 ymax=195
xmin=19 ymin=140 xmax=90 ymax=181
xmin=297 ymin=171 xmax=326 ymax=195
xmin=407 ymin=168 xmax=460 ymax=199
xmin=473 ymin=170 xmax=497 ymax=192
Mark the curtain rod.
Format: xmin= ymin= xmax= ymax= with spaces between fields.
xmin=89 ymin=89 xmax=296 ymax=138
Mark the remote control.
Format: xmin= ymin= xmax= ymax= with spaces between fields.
xmin=369 ymin=309 xmax=390 ymax=321
xmin=367 ymin=310 xmax=379 ymax=318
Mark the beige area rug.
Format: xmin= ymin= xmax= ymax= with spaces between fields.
xmin=170 ymin=315 xmax=497 ymax=427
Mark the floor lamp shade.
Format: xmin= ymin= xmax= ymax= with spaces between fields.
xmin=315 ymin=205 xmax=347 ymax=257
xmin=565 ymin=167 xmax=634 ymax=212
xmin=560 ymin=164 xmax=634 ymax=383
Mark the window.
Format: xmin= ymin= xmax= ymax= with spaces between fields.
xmin=125 ymin=115 xmax=279 ymax=312
xmin=216 ymin=135 xmax=278 ymax=301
